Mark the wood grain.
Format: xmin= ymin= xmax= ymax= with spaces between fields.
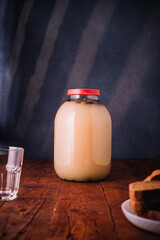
xmin=0 ymin=158 xmax=159 ymax=240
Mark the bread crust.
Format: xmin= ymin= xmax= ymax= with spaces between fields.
xmin=129 ymin=189 xmax=160 ymax=202
xmin=128 ymin=170 xmax=160 ymax=221
xmin=144 ymin=169 xmax=160 ymax=182
xmin=130 ymin=199 xmax=160 ymax=212
xmin=139 ymin=210 xmax=160 ymax=221
xmin=129 ymin=181 xmax=160 ymax=202
xmin=138 ymin=210 xmax=160 ymax=221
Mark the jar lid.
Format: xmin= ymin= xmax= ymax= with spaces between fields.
xmin=67 ymin=89 xmax=100 ymax=96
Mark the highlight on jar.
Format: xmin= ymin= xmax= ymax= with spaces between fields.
xmin=54 ymin=89 xmax=112 ymax=182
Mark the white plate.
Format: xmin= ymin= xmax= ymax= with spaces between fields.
xmin=121 ymin=199 xmax=160 ymax=234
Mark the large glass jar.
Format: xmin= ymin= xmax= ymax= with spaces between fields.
xmin=54 ymin=89 xmax=112 ymax=181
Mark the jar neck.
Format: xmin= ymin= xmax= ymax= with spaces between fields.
xmin=68 ymin=95 xmax=99 ymax=101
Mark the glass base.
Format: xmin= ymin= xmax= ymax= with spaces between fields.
xmin=0 ymin=191 xmax=17 ymax=201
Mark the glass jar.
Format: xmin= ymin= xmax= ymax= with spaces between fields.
xmin=54 ymin=89 xmax=112 ymax=181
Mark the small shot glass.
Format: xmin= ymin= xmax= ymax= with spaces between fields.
xmin=0 ymin=146 xmax=24 ymax=201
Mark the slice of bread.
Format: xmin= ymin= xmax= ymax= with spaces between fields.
xmin=128 ymin=171 xmax=160 ymax=221
xmin=138 ymin=210 xmax=160 ymax=221
xmin=130 ymin=199 xmax=160 ymax=213
xmin=129 ymin=180 xmax=160 ymax=202
xmin=144 ymin=169 xmax=160 ymax=182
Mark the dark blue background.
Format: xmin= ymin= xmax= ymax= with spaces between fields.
xmin=0 ymin=0 xmax=160 ymax=159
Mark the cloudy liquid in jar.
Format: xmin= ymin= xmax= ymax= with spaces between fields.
xmin=54 ymin=89 xmax=112 ymax=181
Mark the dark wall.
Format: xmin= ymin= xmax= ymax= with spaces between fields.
xmin=0 ymin=0 xmax=160 ymax=159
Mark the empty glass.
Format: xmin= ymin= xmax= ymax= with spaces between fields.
xmin=0 ymin=146 xmax=24 ymax=201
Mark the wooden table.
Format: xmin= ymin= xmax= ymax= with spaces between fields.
xmin=0 ymin=159 xmax=160 ymax=240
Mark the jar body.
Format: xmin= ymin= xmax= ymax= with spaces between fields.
xmin=54 ymin=99 xmax=112 ymax=181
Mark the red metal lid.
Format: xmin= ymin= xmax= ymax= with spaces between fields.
xmin=67 ymin=89 xmax=100 ymax=96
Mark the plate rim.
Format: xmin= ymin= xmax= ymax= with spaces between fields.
xmin=121 ymin=199 xmax=160 ymax=225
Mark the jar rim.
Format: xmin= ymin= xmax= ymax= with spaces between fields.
xmin=0 ymin=146 xmax=24 ymax=152
xmin=67 ymin=89 xmax=100 ymax=96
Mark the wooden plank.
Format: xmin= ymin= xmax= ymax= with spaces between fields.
xmin=0 ymin=159 xmax=61 ymax=240
xmin=47 ymin=180 xmax=117 ymax=240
